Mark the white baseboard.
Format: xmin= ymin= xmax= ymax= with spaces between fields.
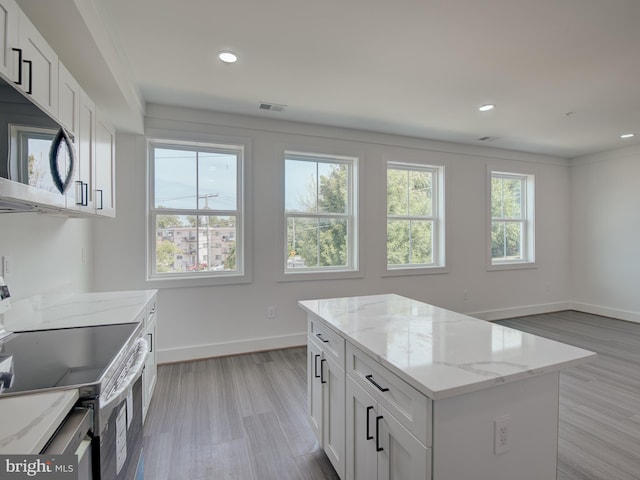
xmin=569 ymin=302 xmax=640 ymax=324
xmin=470 ymin=302 xmax=574 ymax=321
xmin=157 ymin=332 xmax=307 ymax=364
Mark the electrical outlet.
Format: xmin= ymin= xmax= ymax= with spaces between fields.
xmin=494 ymin=415 xmax=511 ymax=455
xmin=267 ymin=306 xmax=276 ymax=319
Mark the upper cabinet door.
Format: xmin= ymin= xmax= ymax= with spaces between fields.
xmin=0 ymin=0 xmax=19 ymax=79
xmin=95 ymin=115 xmax=116 ymax=217
xmin=58 ymin=63 xmax=80 ymax=136
xmin=17 ymin=10 xmax=58 ymax=117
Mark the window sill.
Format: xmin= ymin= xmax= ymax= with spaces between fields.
xmin=382 ymin=266 xmax=449 ymax=277
xmin=277 ymin=269 xmax=364 ymax=283
xmin=487 ymin=262 xmax=537 ymax=272
xmin=145 ymin=272 xmax=252 ymax=289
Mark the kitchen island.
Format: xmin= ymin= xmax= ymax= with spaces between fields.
xmin=299 ymin=294 xmax=596 ymax=480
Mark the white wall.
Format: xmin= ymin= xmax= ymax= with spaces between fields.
xmin=570 ymin=144 xmax=640 ymax=322
xmin=0 ymin=213 xmax=93 ymax=301
xmin=93 ymin=104 xmax=572 ymax=363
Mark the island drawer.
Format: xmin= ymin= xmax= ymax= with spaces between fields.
xmin=347 ymin=342 xmax=431 ymax=446
xmin=308 ymin=318 xmax=345 ymax=368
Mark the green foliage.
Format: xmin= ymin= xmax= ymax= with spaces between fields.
xmin=491 ymin=176 xmax=523 ymax=260
xmin=288 ymin=164 xmax=348 ymax=267
xmin=386 ymin=168 xmax=433 ymax=265
xmin=224 ymin=244 xmax=236 ymax=270
xmin=157 ymin=214 xmax=182 ymax=229
xmin=156 ymin=240 xmax=179 ymax=272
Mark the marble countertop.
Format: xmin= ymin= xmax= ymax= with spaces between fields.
xmin=299 ymin=294 xmax=597 ymax=400
xmin=0 ymin=389 xmax=79 ymax=454
xmin=3 ymin=290 xmax=157 ymax=332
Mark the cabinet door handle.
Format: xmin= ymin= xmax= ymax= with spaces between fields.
xmin=314 ymin=354 xmax=321 ymax=378
xmin=12 ymin=48 xmax=22 ymax=86
xmin=320 ymin=358 xmax=327 ymax=384
xmin=82 ymin=182 xmax=88 ymax=206
xmin=315 ymin=333 xmax=329 ymax=343
xmin=376 ymin=415 xmax=384 ymax=452
xmin=23 ymin=59 xmax=32 ymax=94
xmin=366 ymin=406 xmax=374 ymax=440
xmin=75 ymin=180 xmax=83 ymax=205
xmin=97 ymin=189 xmax=104 ymax=210
xmin=366 ymin=374 xmax=389 ymax=392
xmin=147 ymin=332 xmax=153 ymax=353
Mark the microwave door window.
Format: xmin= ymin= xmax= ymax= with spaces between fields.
xmin=9 ymin=124 xmax=58 ymax=193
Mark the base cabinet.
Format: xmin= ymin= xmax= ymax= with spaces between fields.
xmin=307 ymin=335 xmax=345 ymax=479
xmin=346 ymin=377 xmax=430 ymax=480
xmin=142 ymin=296 xmax=158 ymax=422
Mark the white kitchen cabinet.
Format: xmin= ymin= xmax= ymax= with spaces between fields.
xmin=307 ymin=328 xmax=346 ymax=479
xmin=58 ymin=63 xmax=80 ymax=136
xmin=346 ymin=375 xmax=430 ymax=480
xmin=142 ymin=297 xmax=158 ymax=422
xmin=94 ymin=115 xmax=116 ymax=217
xmin=67 ymin=89 xmax=95 ymax=212
xmin=17 ymin=10 xmax=58 ymax=116
xmin=0 ymin=0 xmax=19 ymax=79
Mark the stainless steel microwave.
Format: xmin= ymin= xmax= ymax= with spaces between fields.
xmin=0 ymin=74 xmax=76 ymax=211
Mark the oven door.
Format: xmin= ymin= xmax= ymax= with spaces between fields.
xmin=95 ymin=375 xmax=143 ymax=480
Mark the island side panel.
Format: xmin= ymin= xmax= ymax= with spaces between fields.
xmin=432 ymin=372 xmax=559 ymax=480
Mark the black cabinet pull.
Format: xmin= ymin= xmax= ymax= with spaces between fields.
xmin=366 ymin=374 xmax=389 ymax=392
xmin=82 ymin=182 xmax=88 ymax=206
xmin=12 ymin=48 xmax=22 ymax=85
xmin=320 ymin=358 xmax=327 ymax=384
xmin=316 ymin=333 xmax=329 ymax=343
xmin=97 ymin=189 xmax=104 ymax=210
xmin=314 ymin=354 xmax=321 ymax=378
xmin=376 ymin=415 xmax=384 ymax=452
xmin=23 ymin=59 xmax=32 ymax=94
xmin=75 ymin=181 xmax=83 ymax=205
xmin=366 ymin=406 xmax=374 ymax=440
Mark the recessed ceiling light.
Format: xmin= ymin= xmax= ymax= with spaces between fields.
xmin=218 ymin=51 xmax=238 ymax=64
xmin=620 ymin=133 xmax=635 ymax=139
xmin=478 ymin=104 xmax=495 ymax=112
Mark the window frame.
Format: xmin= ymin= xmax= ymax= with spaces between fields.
xmin=384 ymin=160 xmax=447 ymax=276
xmin=487 ymin=169 xmax=536 ymax=270
xmin=281 ymin=150 xmax=359 ymax=279
xmin=146 ymin=137 xmax=251 ymax=286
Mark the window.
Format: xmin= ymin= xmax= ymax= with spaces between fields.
xmin=284 ymin=151 xmax=357 ymax=273
xmin=489 ymin=171 xmax=535 ymax=266
xmin=148 ymin=140 xmax=245 ymax=280
xmin=386 ymin=162 xmax=445 ymax=270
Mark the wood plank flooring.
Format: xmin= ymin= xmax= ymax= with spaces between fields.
xmin=143 ymin=347 xmax=339 ymax=480
xmin=143 ymin=311 xmax=640 ymax=480
xmin=498 ymin=311 xmax=640 ymax=480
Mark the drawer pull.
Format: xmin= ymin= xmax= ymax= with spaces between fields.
xmin=314 ymin=354 xmax=321 ymax=378
xmin=366 ymin=406 xmax=374 ymax=440
xmin=320 ymin=359 xmax=327 ymax=384
xmin=366 ymin=374 xmax=389 ymax=392
xmin=315 ymin=333 xmax=330 ymax=343
xmin=375 ymin=415 xmax=384 ymax=452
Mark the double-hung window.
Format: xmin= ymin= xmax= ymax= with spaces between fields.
xmin=284 ymin=152 xmax=357 ymax=273
xmin=386 ymin=162 xmax=445 ymax=270
xmin=148 ymin=140 xmax=245 ymax=280
xmin=489 ymin=171 xmax=535 ymax=267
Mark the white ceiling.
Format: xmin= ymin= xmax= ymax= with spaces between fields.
xmin=19 ymin=0 xmax=640 ymax=158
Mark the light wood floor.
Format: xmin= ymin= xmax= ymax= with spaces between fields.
xmin=143 ymin=311 xmax=640 ymax=480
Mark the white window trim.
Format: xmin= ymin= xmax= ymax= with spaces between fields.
xmin=146 ymin=135 xmax=253 ymax=288
xmin=487 ymin=168 xmax=536 ymax=271
xmin=278 ymin=147 xmax=362 ymax=282
xmin=383 ymin=160 xmax=447 ymax=277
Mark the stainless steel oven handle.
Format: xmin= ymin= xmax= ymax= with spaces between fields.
xmin=100 ymin=337 xmax=148 ymax=411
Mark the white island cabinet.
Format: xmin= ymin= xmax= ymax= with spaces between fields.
xmin=299 ymin=294 xmax=596 ymax=480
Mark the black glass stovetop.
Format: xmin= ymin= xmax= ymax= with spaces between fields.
xmin=0 ymin=323 xmax=138 ymax=397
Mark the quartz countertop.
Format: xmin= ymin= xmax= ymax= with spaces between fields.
xmin=299 ymin=294 xmax=597 ymax=400
xmin=3 ymin=290 xmax=157 ymax=332
xmin=0 ymin=389 xmax=79 ymax=454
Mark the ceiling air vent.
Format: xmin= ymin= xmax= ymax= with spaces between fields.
xmin=477 ymin=136 xmax=498 ymax=142
xmin=259 ymin=102 xmax=287 ymax=112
